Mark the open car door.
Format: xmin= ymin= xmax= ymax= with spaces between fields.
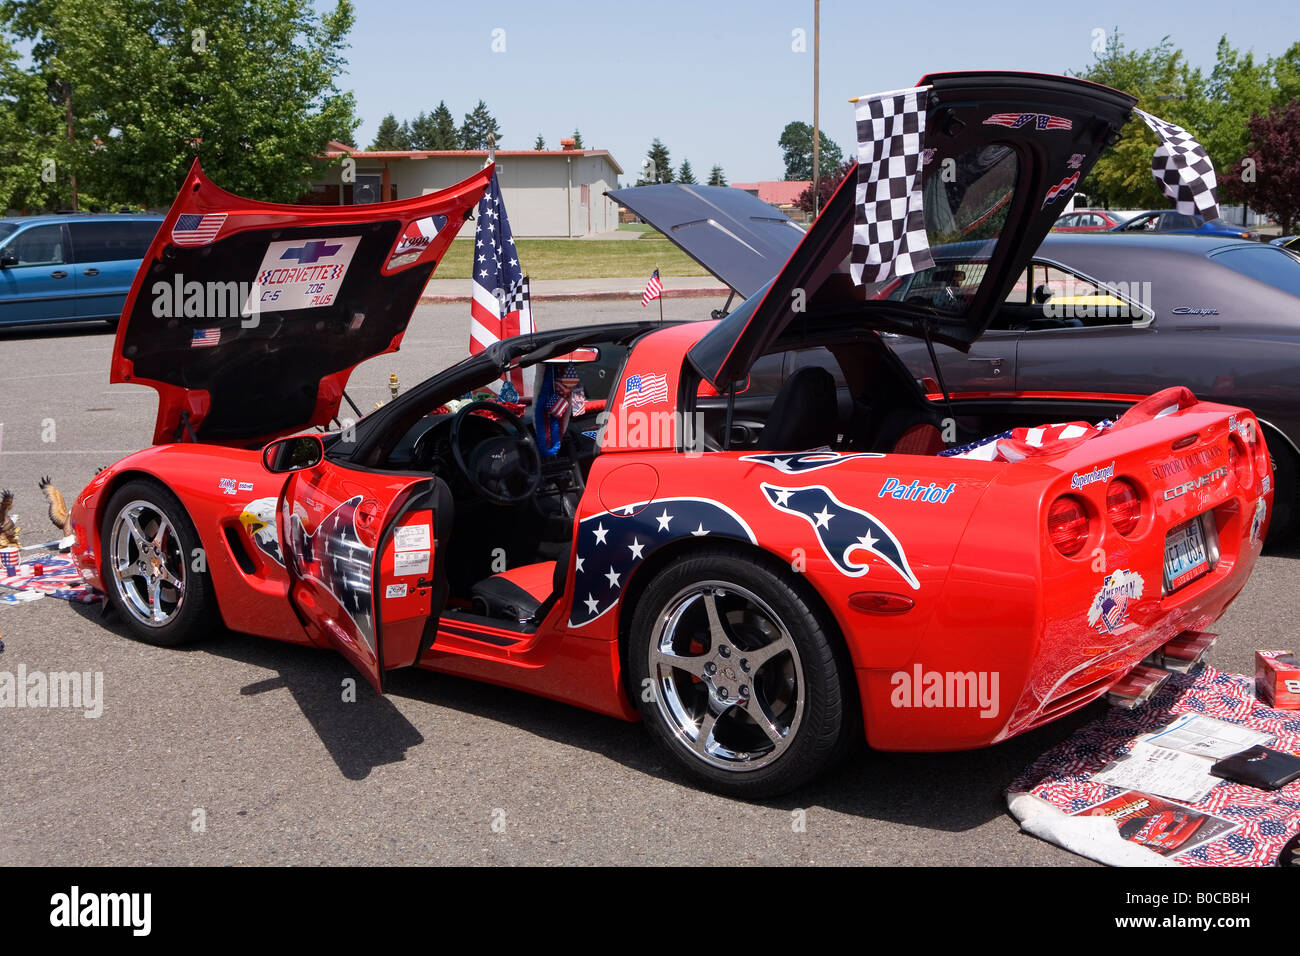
xmin=280 ymin=463 xmax=449 ymax=694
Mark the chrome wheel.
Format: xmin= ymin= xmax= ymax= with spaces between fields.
xmin=108 ymin=499 xmax=186 ymax=627
xmin=648 ymin=581 xmax=804 ymax=772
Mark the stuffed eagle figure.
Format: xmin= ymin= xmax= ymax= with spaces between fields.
xmin=39 ymin=476 xmax=71 ymax=537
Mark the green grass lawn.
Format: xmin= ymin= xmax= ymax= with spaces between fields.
xmin=433 ymin=236 xmax=710 ymax=280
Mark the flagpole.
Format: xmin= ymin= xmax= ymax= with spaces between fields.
xmin=658 ymin=265 xmax=664 ymax=325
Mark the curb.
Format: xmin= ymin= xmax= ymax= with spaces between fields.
xmin=419 ymin=286 xmax=727 ymax=305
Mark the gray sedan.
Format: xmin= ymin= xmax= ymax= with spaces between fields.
xmin=886 ymin=233 xmax=1300 ymax=539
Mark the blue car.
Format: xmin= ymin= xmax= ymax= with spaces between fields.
xmin=1111 ymin=210 xmax=1258 ymax=240
xmin=0 ymin=215 xmax=162 ymax=328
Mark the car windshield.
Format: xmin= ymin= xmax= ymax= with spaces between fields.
xmin=1209 ymin=245 xmax=1300 ymax=297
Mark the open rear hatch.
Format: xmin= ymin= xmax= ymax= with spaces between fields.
xmin=111 ymin=160 xmax=492 ymax=446
xmin=686 ymin=72 xmax=1137 ymax=389
xmin=605 ymin=183 xmax=806 ymax=298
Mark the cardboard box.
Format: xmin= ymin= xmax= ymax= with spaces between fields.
xmin=1255 ymin=651 xmax=1300 ymax=709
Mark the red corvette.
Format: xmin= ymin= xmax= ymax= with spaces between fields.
xmin=71 ymin=72 xmax=1271 ymax=797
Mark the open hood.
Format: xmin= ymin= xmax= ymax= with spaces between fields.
xmin=606 ymin=183 xmax=805 ymax=298
xmin=112 ymin=159 xmax=491 ymax=446
xmin=688 ymin=72 xmax=1136 ymax=389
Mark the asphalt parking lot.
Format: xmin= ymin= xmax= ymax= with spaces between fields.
xmin=2 ymin=299 xmax=1298 ymax=866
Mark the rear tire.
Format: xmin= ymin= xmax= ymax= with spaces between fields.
xmin=100 ymin=478 xmax=218 ymax=646
xmin=628 ymin=548 xmax=855 ymax=798
xmin=1265 ymin=436 xmax=1298 ymax=545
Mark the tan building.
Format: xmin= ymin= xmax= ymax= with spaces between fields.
xmin=307 ymin=142 xmax=624 ymax=237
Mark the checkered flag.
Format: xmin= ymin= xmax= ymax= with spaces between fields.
xmin=1133 ymin=109 xmax=1219 ymax=220
xmin=505 ymin=276 xmax=530 ymax=314
xmin=850 ymin=85 xmax=935 ymax=286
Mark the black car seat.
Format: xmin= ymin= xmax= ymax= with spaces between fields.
xmin=753 ymin=366 xmax=839 ymax=451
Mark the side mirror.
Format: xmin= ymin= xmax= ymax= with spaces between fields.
xmin=0 ymin=253 xmax=17 ymax=268
xmin=262 ymin=434 xmax=324 ymax=473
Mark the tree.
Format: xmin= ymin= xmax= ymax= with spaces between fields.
xmin=408 ymin=111 xmax=437 ymax=149
xmin=571 ymin=128 xmax=583 ymax=148
xmin=796 ymin=160 xmax=852 ymax=214
xmin=1221 ymin=100 xmax=1300 ymax=232
xmin=778 ymin=121 xmax=842 ymax=181
xmin=0 ymin=31 xmax=57 ymax=211
xmin=638 ymin=138 xmax=672 ymax=185
xmin=707 ymin=164 xmax=727 ymax=187
xmin=3 ymin=0 xmax=361 ymax=208
xmin=370 ymin=113 xmax=404 ymax=150
xmin=428 ymin=101 xmax=458 ymax=149
xmin=1072 ymin=31 xmax=1206 ymax=209
xmin=678 ymin=159 xmax=696 ymax=184
xmin=460 ymin=100 xmax=501 ymax=149
xmin=533 ymin=133 xmax=545 ymax=150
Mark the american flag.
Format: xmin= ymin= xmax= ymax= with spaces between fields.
xmin=171 ymin=213 xmax=227 ymax=246
xmin=623 ymin=372 xmax=668 ymax=407
xmin=641 ymin=269 xmax=662 ymax=307
xmin=191 ymin=327 xmax=221 ymax=348
xmin=469 ymin=171 xmax=532 ymax=392
xmin=983 ymin=112 xmax=1072 ymax=130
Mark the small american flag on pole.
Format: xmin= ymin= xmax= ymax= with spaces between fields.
xmin=641 ymin=269 xmax=663 ymax=307
xmin=172 ymin=213 xmax=227 ymax=247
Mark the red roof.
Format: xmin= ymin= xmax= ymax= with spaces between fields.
xmin=732 ymin=181 xmax=811 ymax=206
xmin=323 ymin=145 xmax=623 ymax=175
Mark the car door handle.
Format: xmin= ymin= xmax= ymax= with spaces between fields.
xmin=82 ymin=268 xmax=99 ymax=276
xmin=967 ymin=356 xmax=1003 ymax=364
xmin=50 ymin=270 xmax=68 ymax=279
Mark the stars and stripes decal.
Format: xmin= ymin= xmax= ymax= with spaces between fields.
xmin=190 ymin=327 xmax=220 ymax=348
xmin=287 ymin=495 xmax=375 ymax=653
xmin=759 ymin=483 xmax=920 ymax=590
xmin=850 ymin=85 xmax=935 ymax=286
xmin=1132 ymin=109 xmax=1220 ymax=220
xmin=623 ymin=372 xmax=669 ymax=407
xmin=739 ymin=451 xmax=885 ymax=473
xmin=388 ymin=214 xmax=447 ymax=268
xmin=1042 ymin=171 xmax=1080 ymax=208
xmin=567 ymin=498 xmax=757 ymax=628
xmin=171 ymin=213 xmax=227 ymax=246
xmin=983 ymin=112 xmax=1072 ymax=131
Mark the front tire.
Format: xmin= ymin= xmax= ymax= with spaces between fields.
xmin=100 ymin=479 xmax=217 ymax=646
xmin=628 ymin=549 xmax=854 ymax=798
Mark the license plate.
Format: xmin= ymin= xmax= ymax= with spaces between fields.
xmin=1165 ymin=517 xmax=1210 ymax=591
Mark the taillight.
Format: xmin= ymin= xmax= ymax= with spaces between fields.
xmin=1228 ymin=433 xmax=1254 ymax=489
xmin=1048 ymin=495 xmax=1090 ymax=556
xmin=1106 ymin=478 xmax=1142 ymax=536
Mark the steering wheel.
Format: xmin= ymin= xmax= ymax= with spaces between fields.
xmin=449 ymin=400 xmax=542 ymax=505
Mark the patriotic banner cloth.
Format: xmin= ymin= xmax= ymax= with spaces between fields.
xmin=0 ymin=554 xmax=99 ymax=604
xmin=1008 ymin=666 xmax=1300 ymax=867
xmin=942 ymin=422 xmax=1104 ymax=462
xmin=1132 ymin=109 xmax=1220 ymax=220
xmin=941 ymin=386 xmax=1197 ymax=462
xmin=469 ymin=171 xmax=533 ymax=393
xmin=850 ymin=85 xmax=935 ymax=286
xmin=641 ymin=269 xmax=663 ymax=307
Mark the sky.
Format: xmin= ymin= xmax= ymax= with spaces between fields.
xmin=339 ymin=1 xmax=1298 ymax=184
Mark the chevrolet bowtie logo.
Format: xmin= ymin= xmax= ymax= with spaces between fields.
xmin=281 ymin=240 xmax=343 ymax=264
